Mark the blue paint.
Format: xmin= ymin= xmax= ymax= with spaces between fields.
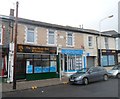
xmin=61 ymin=49 xmax=83 ymax=55
xmin=84 ymin=56 xmax=86 ymax=68
xmin=26 ymin=65 xmax=33 ymax=74
xmin=87 ymin=53 xmax=90 ymax=56
xmin=34 ymin=67 xmax=42 ymax=73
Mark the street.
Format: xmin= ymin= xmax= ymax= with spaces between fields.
xmin=2 ymin=78 xmax=119 ymax=98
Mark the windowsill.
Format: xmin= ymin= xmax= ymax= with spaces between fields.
xmin=47 ymin=44 xmax=57 ymax=46
xmin=66 ymin=45 xmax=74 ymax=47
xmin=88 ymin=47 xmax=94 ymax=49
xmin=25 ymin=42 xmax=36 ymax=45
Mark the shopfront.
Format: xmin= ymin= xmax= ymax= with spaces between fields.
xmin=98 ymin=49 xmax=117 ymax=66
xmin=61 ymin=49 xmax=85 ymax=77
xmin=16 ymin=44 xmax=58 ymax=80
xmin=117 ymin=50 xmax=120 ymax=63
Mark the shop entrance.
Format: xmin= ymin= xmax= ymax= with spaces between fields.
xmin=64 ymin=55 xmax=82 ymax=71
xmin=16 ymin=54 xmax=26 ymax=80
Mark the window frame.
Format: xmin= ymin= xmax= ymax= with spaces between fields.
xmin=104 ymin=37 xmax=109 ymax=49
xmin=47 ymin=29 xmax=56 ymax=45
xmin=88 ymin=36 xmax=93 ymax=48
xmin=25 ymin=26 xmax=37 ymax=44
xmin=66 ymin=32 xmax=74 ymax=46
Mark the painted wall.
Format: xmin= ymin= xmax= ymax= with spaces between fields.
xmin=17 ymin=23 xmax=84 ymax=50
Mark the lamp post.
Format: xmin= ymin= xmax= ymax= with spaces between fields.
xmin=99 ymin=15 xmax=113 ymax=66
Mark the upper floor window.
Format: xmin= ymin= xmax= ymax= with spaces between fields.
xmin=26 ymin=27 xmax=36 ymax=43
xmin=48 ymin=30 xmax=56 ymax=45
xmin=105 ymin=37 xmax=109 ymax=49
xmin=0 ymin=25 xmax=2 ymax=44
xmin=88 ymin=36 xmax=93 ymax=47
xmin=67 ymin=32 xmax=73 ymax=46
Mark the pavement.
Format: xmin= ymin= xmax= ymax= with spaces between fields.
xmin=2 ymin=76 xmax=69 ymax=93
xmin=1 ymin=67 xmax=113 ymax=93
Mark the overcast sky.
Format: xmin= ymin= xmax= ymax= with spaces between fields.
xmin=0 ymin=0 xmax=119 ymax=32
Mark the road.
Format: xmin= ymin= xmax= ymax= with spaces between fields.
xmin=2 ymin=78 xmax=119 ymax=98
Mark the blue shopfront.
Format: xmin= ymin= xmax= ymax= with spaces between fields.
xmin=61 ymin=49 xmax=86 ymax=77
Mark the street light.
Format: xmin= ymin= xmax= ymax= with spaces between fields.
xmin=99 ymin=15 xmax=113 ymax=66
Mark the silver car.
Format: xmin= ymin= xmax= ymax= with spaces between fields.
xmin=107 ymin=64 xmax=120 ymax=79
xmin=69 ymin=67 xmax=108 ymax=85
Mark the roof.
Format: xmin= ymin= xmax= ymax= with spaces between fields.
xmin=0 ymin=15 xmax=116 ymax=37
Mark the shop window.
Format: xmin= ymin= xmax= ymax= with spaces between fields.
xmin=50 ymin=55 xmax=56 ymax=60
xmin=109 ymin=55 xmax=115 ymax=65
xmin=50 ymin=61 xmax=57 ymax=72
xmin=102 ymin=55 xmax=115 ymax=66
xmin=48 ymin=30 xmax=56 ymax=45
xmin=67 ymin=32 xmax=74 ymax=46
xmin=25 ymin=54 xmax=57 ymax=74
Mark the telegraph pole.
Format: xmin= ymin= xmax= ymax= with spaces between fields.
xmin=13 ymin=1 xmax=19 ymax=89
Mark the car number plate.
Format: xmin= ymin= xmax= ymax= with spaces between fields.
xmin=70 ymin=79 xmax=74 ymax=81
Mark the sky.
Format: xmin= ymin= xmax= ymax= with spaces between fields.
xmin=0 ymin=0 xmax=119 ymax=32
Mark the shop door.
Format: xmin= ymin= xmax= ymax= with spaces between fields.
xmin=68 ymin=55 xmax=76 ymax=70
xmin=16 ymin=54 xmax=26 ymax=80
xmin=87 ymin=56 xmax=95 ymax=68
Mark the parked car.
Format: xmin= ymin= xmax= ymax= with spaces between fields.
xmin=107 ymin=64 xmax=120 ymax=79
xmin=69 ymin=67 xmax=108 ymax=85
xmin=76 ymin=68 xmax=89 ymax=73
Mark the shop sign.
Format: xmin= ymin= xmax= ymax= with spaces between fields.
xmin=17 ymin=44 xmax=57 ymax=54
xmin=61 ymin=49 xmax=83 ymax=55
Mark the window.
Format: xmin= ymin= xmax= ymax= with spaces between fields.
xmin=48 ymin=30 xmax=55 ymax=44
xmin=26 ymin=27 xmax=36 ymax=43
xmin=0 ymin=25 xmax=2 ymax=44
xmin=67 ymin=32 xmax=73 ymax=46
xmin=25 ymin=54 xmax=57 ymax=74
xmin=88 ymin=36 xmax=93 ymax=47
xmin=105 ymin=37 xmax=109 ymax=49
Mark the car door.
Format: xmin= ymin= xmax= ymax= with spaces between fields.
xmin=87 ymin=67 xmax=99 ymax=82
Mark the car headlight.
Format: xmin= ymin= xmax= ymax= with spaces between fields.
xmin=75 ymin=76 xmax=82 ymax=80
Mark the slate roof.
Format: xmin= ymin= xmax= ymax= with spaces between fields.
xmin=0 ymin=15 xmax=116 ymax=37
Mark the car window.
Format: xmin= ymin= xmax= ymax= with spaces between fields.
xmin=118 ymin=66 xmax=120 ymax=70
xmin=88 ymin=67 xmax=98 ymax=73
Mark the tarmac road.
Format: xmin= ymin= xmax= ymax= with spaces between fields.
xmin=2 ymin=78 xmax=119 ymax=98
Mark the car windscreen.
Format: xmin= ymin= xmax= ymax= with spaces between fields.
xmin=112 ymin=66 xmax=118 ymax=70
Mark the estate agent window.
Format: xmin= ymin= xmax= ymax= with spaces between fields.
xmin=67 ymin=32 xmax=73 ymax=46
xmin=25 ymin=54 xmax=57 ymax=74
xmin=48 ymin=30 xmax=55 ymax=45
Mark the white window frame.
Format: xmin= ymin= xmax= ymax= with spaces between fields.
xmin=66 ymin=32 xmax=74 ymax=47
xmin=47 ymin=29 xmax=57 ymax=45
xmin=105 ymin=37 xmax=109 ymax=49
xmin=0 ymin=25 xmax=2 ymax=45
xmin=88 ymin=36 xmax=93 ymax=48
xmin=25 ymin=26 xmax=37 ymax=44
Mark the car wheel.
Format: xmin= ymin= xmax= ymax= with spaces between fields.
xmin=103 ymin=74 xmax=108 ymax=81
xmin=117 ymin=73 xmax=120 ymax=79
xmin=83 ymin=78 xmax=89 ymax=85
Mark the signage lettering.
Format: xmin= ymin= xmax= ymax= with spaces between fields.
xmin=17 ymin=44 xmax=57 ymax=54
